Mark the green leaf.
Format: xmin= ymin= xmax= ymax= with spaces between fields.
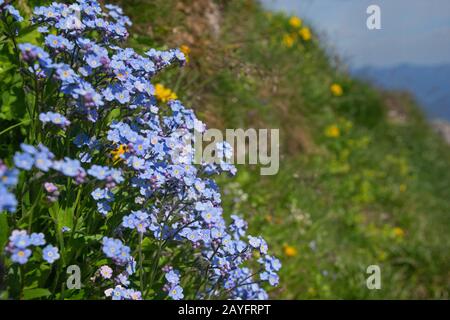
xmin=49 ymin=201 xmax=73 ymax=230
xmin=0 ymin=212 xmax=8 ymax=249
xmin=23 ymin=288 xmax=51 ymax=300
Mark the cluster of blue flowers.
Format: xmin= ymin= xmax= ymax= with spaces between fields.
xmin=105 ymin=285 xmax=142 ymax=300
xmin=102 ymin=237 xmax=131 ymax=265
xmin=163 ymin=267 xmax=184 ymax=300
xmin=0 ymin=160 xmax=18 ymax=212
xmin=39 ymin=111 xmax=71 ymax=128
xmin=0 ymin=0 xmax=280 ymax=300
xmin=14 ymin=143 xmax=80 ymax=175
xmin=122 ymin=210 xmax=156 ymax=234
xmin=0 ymin=1 xmax=23 ymax=22
xmin=5 ymin=230 xmax=59 ymax=264
xmin=100 ymin=237 xmax=140 ymax=298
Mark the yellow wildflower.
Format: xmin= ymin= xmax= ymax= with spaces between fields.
xmin=282 ymin=33 xmax=295 ymax=48
xmin=180 ymin=45 xmax=190 ymax=56
xmin=392 ymin=227 xmax=405 ymax=238
xmin=289 ymin=16 xmax=302 ymax=28
xmin=283 ymin=244 xmax=298 ymax=257
xmin=325 ymin=125 xmax=340 ymax=138
xmin=180 ymin=45 xmax=190 ymax=62
xmin=330 ymin=83 xmax=343 ymax=96
xmin=399 ymin=184 xmax=407 ymax=192
xmin=111 ymin=144 xmax=129 ymax=161
xmin=155 ymin=83 xmax=177 ymax=103
xmin=299 ymin=27 xmax=312 ymax=41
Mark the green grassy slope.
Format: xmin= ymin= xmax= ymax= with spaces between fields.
xmin=118 ymin=0 xmax=450 ymax=299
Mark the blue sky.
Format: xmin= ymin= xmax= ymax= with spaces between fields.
xmin=260 ymin=0 xmax=450 ymax=68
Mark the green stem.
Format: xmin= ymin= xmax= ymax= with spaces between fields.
xmin=19 ymin=265 xmax=25 ymax=300
xmin=146 ymin=239 xmax=163 ymax=297
xmin=138 ymin=232 xmax=144 ymax=293
xmin=0 ymin=119 xmax=32 ymax=137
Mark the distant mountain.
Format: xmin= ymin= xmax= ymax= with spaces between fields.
xmin=352 ymin=64 xmax=450 ymax=121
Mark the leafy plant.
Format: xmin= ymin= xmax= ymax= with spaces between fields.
xmin=0 ymin=0 xmax=280 ymax=300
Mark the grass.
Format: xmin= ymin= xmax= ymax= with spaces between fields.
xmin=116 ymin=0 xmax=450 ymax=299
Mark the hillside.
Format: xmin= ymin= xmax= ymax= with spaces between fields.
xmin=114 ymin=0 xmax=450 ymax=299
xmin=354 ymin=64 xmax=450 ymax=121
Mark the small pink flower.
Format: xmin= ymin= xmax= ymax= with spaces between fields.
xmin=99 ymin=265 xmax=113 ymax=279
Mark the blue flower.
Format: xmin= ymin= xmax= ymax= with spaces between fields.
xmin=211 ymin=228 xmax=224 ymax=239
xmin=60 ymin=158 xmax=82 ymax=177
xmin=116 ymin=273 xmax=130 ymax=286
xmin=88 ymin=164 xmax=110 ymax=180
xmin=5 ymin=5 xmax=24 ymax=22
xmin=39 ymin=112 xmax=70 ymax=128
xmin=121 ymin=210 xmax=150 ymax=233
xmin=99 ymin=265 xmax=113 ymax=279
xmin=45 ymin=34 xmax=74 ymax=51
xmin=165 ymin=270 xmax=180 ymax=284
xmin=37 ymin=26 xmax=49 ymax=33
xmin=0 ymin=167 xmax=19 ymax=187
xmin=61 ymin=226 xmax=71 ymax=233
xmin=20 ymin=143 xmax=37 ymax=155
xmin=91 ymin=188 xmax=107 ymax=200
xmin=102 ymin=237 xmax=130 ymax=265
xmin=248 ymin=236 xmax=261 ymax=249
xmin=34 ymin=152 xmax=53 ymax=172
xmin=126 ymin=289 xmax=142 ymax=300
xmin=118 ymin=245 xmax=131 ymax=262
xmin=168 ymin=285 xmax=184 ymax=300
xmin=133 ymin=138 xmax=149 ymax=156
xmin=268 ymin=256 xmax=282 ymax=272
xmin=42 ymin=245 xmax=60 ymax=263
xmin=129 ymin=156 xmax=145 ymax=170
xmin=126 ymin=258 xmax=137 ymax=275
xmin=109 ymin=285 xmax=127 ymax=300
xmin=10 ymin=230 xmax=30 ymax=249
xmin=13 ymin=152 xmax=34 ymax=170
xmin=97 ymin=201 xmax=112 ymax=216
xmin=122 ymin=214 xmax=137 ymax=229
xmin=11 ymin=249 xmax=31 ymax=265
xmin=30 ymin=233 xmax=46 ymax=246
xmin=18 ymin=44 xmax=51 ymax=66
xmin=109 ymin=168 xmax=124 ymax=183
xmin=56 ymin=64 xmax=77 ymax=84
xmin=259 ymin=238 xmax=268 ymax=254
xmin=85 ymin=54 xmax=102 ymax=69
xmin=73 ymin=83 xmax=104 ymax=109
xmin=114 ymin=88 xmax=131 ymax=104
xmin=0 ymin=187 xmax=17 ymax=212
xmin=260 ymin=271 xmax=279 ymax=286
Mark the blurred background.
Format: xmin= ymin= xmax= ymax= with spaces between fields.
xmin=262 ymin=0 xmax=450 ymax=121
xmin=117 ymin=0 xmax=450 ymax=299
